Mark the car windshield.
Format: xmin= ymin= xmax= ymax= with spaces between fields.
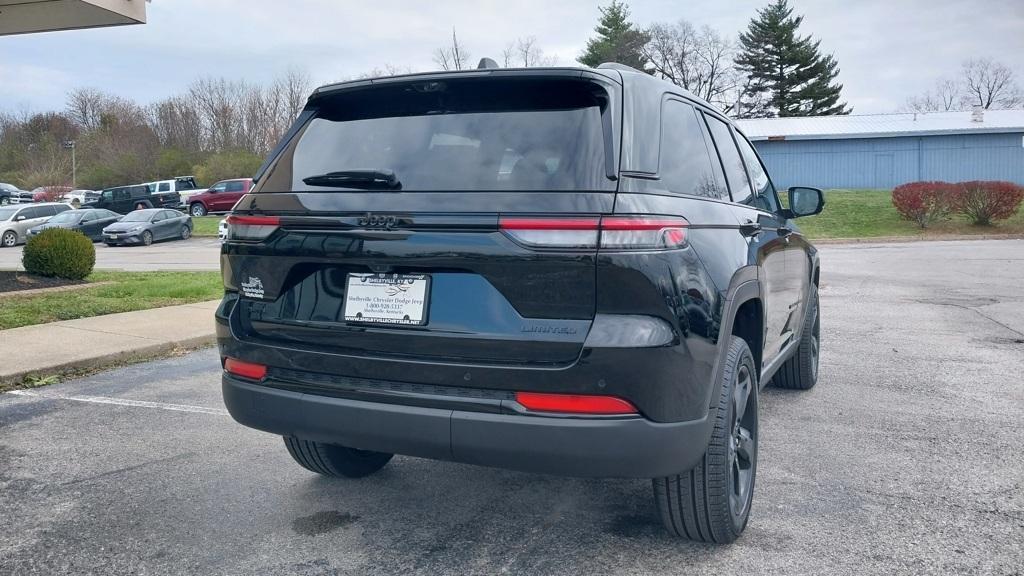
xmin=0 ymin=207 xmax=18 ymax=221
xmin=48 ymin=211 xmax=83 ymax=224
xmin=255 ymin=77 xmax=614 ymax=193
xmin=121 ymin=212 xmax=154 ymax=222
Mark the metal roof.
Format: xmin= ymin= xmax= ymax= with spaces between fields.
xmin=736 ymin=109 xmax=1024 ymax=141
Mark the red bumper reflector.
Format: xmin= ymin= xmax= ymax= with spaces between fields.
xmin=514 ymin=392 xmax=638 ymax=415
xmin=225 ymin=215 xmax=280 ymax=226
xmin=224 ymin=358 xmax=267 ymax=380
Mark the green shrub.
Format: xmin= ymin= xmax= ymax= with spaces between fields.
xmin=22 ymin=228 xmax=96 ymax=280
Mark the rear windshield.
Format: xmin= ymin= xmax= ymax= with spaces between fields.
xmin=256 ymin=77 xmax=615 ymax=192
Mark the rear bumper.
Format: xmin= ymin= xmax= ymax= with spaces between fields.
xmin=223 ymin=374 xmax=713 ymax=478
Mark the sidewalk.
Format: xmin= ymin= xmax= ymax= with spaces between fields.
xmin=0 ymin=300 xmax=219 ymax=385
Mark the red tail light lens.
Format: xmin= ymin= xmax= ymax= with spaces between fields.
xmin=498 ymin=216 xmax=600 ymax=249
xmin=599 ymin=216 xmax=689 ymax=250
xmin=225 ymin=215 xmax=280 ymax=241
xmin=223 ymin=357 xmax=268 ymax=380
xmin=499 ymin=215 xmax=688 ymax=250
xmin=515 ymin=392 xmax=638 ymax=415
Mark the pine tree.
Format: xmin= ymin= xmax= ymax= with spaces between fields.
xmin=735 ymin=0 xmax=849 ymax=117
xmin=577 ymin=1 xmax=649 ymax=71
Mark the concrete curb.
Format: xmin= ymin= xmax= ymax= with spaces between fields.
xmin=815 ymin=233 xmax=1024 ymax=245
xmin=0 ymin=335 xmax=216 ymax=386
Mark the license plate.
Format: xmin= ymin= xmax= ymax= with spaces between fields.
xmin=109 ymin=235 xmax=118 ymax=239
xmin=344 ymin=273 xmax=429 ymax=326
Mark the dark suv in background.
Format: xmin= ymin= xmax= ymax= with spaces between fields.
xmin=217 ymin=63 xmax=824 ymax=543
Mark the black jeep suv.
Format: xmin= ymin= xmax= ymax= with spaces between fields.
xmin=217 ymin=63 xmax=824 ymax=543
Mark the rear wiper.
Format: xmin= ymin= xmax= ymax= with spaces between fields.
xmin=302 ymin=169 xmax=402 ymax=190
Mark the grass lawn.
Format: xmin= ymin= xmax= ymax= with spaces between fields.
xmin=192 ymin=216 xmax=222 ymax=237
xmin=0 ymin=271 xmax=222 ymax=330
xmin=799 ymin=189 xmax=1024 ymax=239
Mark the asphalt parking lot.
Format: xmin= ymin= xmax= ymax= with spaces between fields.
xmin=0 ymin=238 xmax=220 ymax=272
xmin=1 ymin=239 xmax=1022 ymax=576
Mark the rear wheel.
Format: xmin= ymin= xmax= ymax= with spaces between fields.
xmin=141 ymin=230 xmax=153 ymax=246
xmin=180 ymin=225 xmax=192 ymax=240
xmin=284 ymin=437 xmax=393 ymax=478
xmin=190 ymin=203 xmax=207 ymax=217
xmin=1 ymin=231 xmax=16 ymax=247
xmin=135 ymin=202 xmax=147 ymax=210
xmin=653 ymin=336 xmax=758 ymax=543
xmin=772 ymin=285 xmax=820 ymax=390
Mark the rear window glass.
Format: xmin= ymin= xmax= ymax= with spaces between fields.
xmin=257 ymin=78 xmax=615 ymax=192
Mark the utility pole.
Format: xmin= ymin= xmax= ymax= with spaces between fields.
xmin=63 ymin=140 xmax=76 ymax=188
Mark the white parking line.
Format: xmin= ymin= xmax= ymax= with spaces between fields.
xmin=7 ymin=389 xmax=229 ymax=416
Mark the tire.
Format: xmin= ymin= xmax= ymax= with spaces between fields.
xmin=0 ymin=197 xmax=9 ymax=205
xmin=653 ymin=336 xmax=758 ymax=543
xmin=772 ymin=285 xmax=820 ymax=390
xmin=141 ymin=230 xmax=153 ymax=246
xmin=180 ymin=225 xmax=192 ymax=240
xmin=189 ymin=203 xmax=207 ymax=217
xmin=283 ymin=437 xmax=393 ymax=478
xmin=135 ymin=202 xmax=147 ymax=210
xmin=1 ymin=230 xmax=16 ymax=247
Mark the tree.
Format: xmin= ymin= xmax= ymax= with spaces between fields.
xmin=502 ymin=36 xmax=558 ymax=67
xmin=643 ymin=20 xmax=740 ymax=113
xmin=961 ymin=58 xmax=1022 ymax=110
xmin=577 ymin=1 xmax=649 ymax=70
xmin=433 ymin=28 xmax=471 ymax=71
xmin=901 ymin=58 xmax=1022 ymax=112
xmin=735 ymin=0 xmax=849 ymax=117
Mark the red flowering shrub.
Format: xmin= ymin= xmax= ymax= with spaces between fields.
xmin=951 ymin=181 xmax=1024 ymax=226
xmin=891 ymin=181 xmax=956 ymax=228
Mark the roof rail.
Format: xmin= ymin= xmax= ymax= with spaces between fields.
xmin=477 ymin=57 xmax=500 ymax=70
xmin=597 ymin=62 xmax=643 ymax=73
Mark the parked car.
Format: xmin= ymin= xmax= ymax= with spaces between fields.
xmin=0 ymin=202 xmax=73 ymax=247
xmin=87 ymin=184 xmax=178 ymax=214
xmin=64 ymin=189 xmax=99 ymax=208
xmin=8 ymin=187 xmax=35 ymax=204
xmin=31 ymin=186 xmax=73 ymax=203
xmin=217 ymin=64 xmax=825 ymax=543
xmin=218 ymin=218 xmax=228 ymax=241
xmin=0 ymin=182 xmax=24 ymax=205
xmin=187 ymin=178 xmax=253 ymax=216
xmin=27 ymin=208 xmax=121 ymax=242
xmin=102 ymin=208 xmax=192 ymax=246
xmin=144 ymin=176 xmax=204 ymax=207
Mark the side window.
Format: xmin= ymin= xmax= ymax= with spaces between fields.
xmin=23 ymin=207 xmax=44 ymax=219
xmin=114 ymin=189 xmax=130 ymax=201
xmin=163 ymin=210 xmax=179 ymax=220
xmin=734 ymin=133 xmax=779 ymax=213
xmin=704 ymin=116 xmax=753 ymax=205
xmin=81 ymin=211 xmax=97 ymax=222
xmin=225 ymin=181 xmax=245 ymax=193
xmin=210 ymin=182 xmax=227 ymax=193
xmin=158 ymin=182 xmax=171 ymax=192
xmin=659 ymin=100 xmax=727 ymax=199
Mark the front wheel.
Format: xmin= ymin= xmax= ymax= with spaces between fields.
xmin=653 ymin=335 xmax=758 ymax=543
xmin=1 ymin=231 xmax=17 ymax=247
xmin=772 ymin=285 xmax=820 ymax=390
xmin=190 ymin=203 xmax=207 ymax=217
xmin=284 ymin=437 xmax=393 ymax=478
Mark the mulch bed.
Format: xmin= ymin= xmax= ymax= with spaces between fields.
xmin=0 ymin=271 xmax=86 ymax=294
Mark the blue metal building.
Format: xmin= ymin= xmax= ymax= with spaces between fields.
xmin=736 ymin=110 xmax=1024 ymax=190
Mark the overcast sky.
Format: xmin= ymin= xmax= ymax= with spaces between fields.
xmin=1 ymin=0 xmax=1022 ymax=115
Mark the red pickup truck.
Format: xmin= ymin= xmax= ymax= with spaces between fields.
xmin=187 ymin=178 xmax=253 ymax=217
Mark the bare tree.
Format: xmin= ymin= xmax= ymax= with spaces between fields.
xmin=642 ymin=20 xmax=741 ymax=113
xmin=502 ymin=36 xmax=558 ymax=67
xmin=902 ymin=58 xmax=1023 ymax=112
xmin=433 ymin=28 xmax=471 ymax=71
xmin=66 ymin=88 xmax=107 ymax=131
xmin=356 ymin=64 xmax=415 ymax=80
xmin=961 ymin=58 xmax=1023 ymax=110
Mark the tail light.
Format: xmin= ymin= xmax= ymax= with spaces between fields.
xmin=223 ymin=357 xmax=267 ymax=380
xmin=515 ymin=392 xmax=638 ymax=415
xmin=225 ymin=215 xmax=279 ymax=241
xmin=499 ymin=215 xmax=688 ymax=250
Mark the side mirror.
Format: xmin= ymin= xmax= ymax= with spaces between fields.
xmin=786 ymin=187 xmax=825 ymax=218
xmin=15 ymin=215 xmax=26 ymax=221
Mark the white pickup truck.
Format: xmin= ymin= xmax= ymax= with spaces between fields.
xmin=144 ymin=176 xmax=206 ymax=207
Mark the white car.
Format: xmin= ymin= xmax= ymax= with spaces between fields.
xmin=64 ymin=189 xmax=97 ymax=207
xmin=142 ymin=176 xmax=205 ymax=207
xmin=218 ymin=218 xmax=228 ymax=241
